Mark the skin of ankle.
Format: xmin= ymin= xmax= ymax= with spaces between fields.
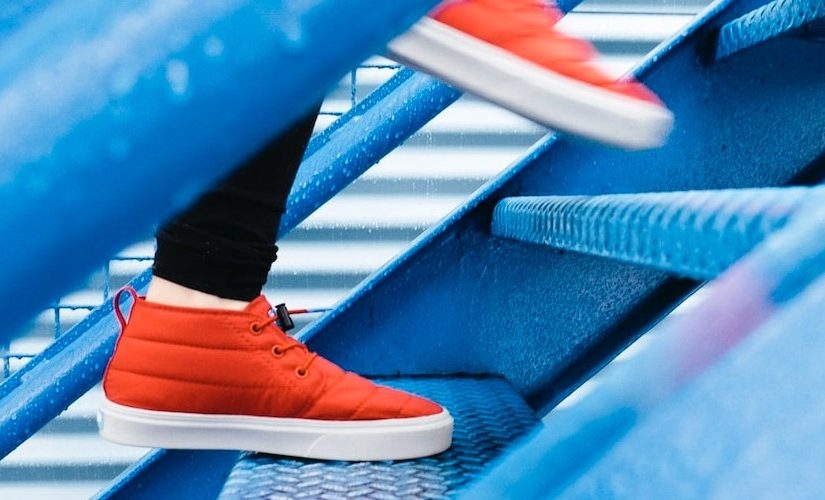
xmin=145 ymin=276 xmax=251 ymax=311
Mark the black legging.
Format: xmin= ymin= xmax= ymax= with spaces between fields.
xmin=153 ymin=105 xmax=321 ymax=301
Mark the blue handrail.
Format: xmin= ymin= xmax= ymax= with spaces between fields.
xmin=0 ymin=0 xmax=448 ymax=460
xmin=0 ymin=0 xmax=439 ymax=344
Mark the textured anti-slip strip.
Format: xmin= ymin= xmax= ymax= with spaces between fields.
xmin=491 ymin=188 xmax=822 ymax=280
xmin=715 ymin=0 xmax=825 ymax=60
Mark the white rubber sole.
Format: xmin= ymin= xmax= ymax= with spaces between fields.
xmin=98 ymin=399 xmax=453 ymax=461
xmin=387 ymin=18 xmax=674 ymax=150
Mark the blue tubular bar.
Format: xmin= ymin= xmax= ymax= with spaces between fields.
xmin=490 ymin=188 xmax=820 ymax=280
xmin=94 ymin=449 xmax=240 ymax=500
xmin=280 ymin=69 xmax=461 ymax=234
xmin=558 ymin=271 xmax=825 ymax=496
xmin=462 ymin=199 xmax=825 ymax=499
xmin=0 ymin=0 xmax=53 ymax=37
xmin=0 ymin=0 xmax=439 ymax=344
xmin=715 ymin=0 xmax=825 ymax=60
xmin=0 ymin=275 xmax=149 ymax=459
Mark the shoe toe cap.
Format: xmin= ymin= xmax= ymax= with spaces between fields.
xmin=354 ymin=385 xmax=444 ymax=420
xmin=397 ymin=392 xmax=444 ymax=418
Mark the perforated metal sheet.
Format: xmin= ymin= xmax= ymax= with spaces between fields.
xmin=218 ymin=376 xmax=537 ymax=499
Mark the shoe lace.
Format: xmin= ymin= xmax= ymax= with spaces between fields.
xmin=250 ymin=313 xmax=323 ymax=376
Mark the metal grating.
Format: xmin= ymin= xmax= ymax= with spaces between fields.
xmin=219 ymin=376 xmax=538 ymax=500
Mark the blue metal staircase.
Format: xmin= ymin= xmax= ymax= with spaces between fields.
xmin=2 ymin=0 xmax=825 ymax=498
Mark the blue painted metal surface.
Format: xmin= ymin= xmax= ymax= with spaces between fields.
xmin=0 ymin=273 xmax=149 ymax=459
xmin=301 ymin=0 xmax=825 ymax=417
xmin=491 ymin=188 xmax=819 ymax=280
xmin=282 ymin=69 xmax=460 ymax=234
xmin=461 ymin=199 xmax=825 ymax=499
xmin=0 ymin=0 xmax=53 ymax=37
xmin=561 ymin=275 xmax=825 ymax=498
xmin=0 ymin=0 xmax=439 ymax=344
xmin=716 ymin=0 xmax=825 ymax=60
xmin=94 ymin=449 xmax=240 ymax=500
xmin=4 ymin=0 xmax=824 ymax=496
xmin=219 ymin=377 xmax=537 ymax=500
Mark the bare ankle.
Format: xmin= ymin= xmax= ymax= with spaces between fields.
xmin=146 ymin=276 xmax=251 ymax=311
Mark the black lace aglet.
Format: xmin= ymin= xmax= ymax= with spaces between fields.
xmin=275 ymin=303 xmax=295 ymax=331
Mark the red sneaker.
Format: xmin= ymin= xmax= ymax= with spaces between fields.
xmin=388 ymin=0 xmax=673 ymax=149
xmin=98 ymin=287 xmax=452 ymax=461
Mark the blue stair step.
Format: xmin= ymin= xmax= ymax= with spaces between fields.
xmin=218 ymin=376 xmax=537 ymax=499
xmin=490 ymin=188 xmax=821 ymax=280
xmin=463 ymin=199 xmax=825 ymax=499
xmin=715 ymin=0 xmax=825 ymax=60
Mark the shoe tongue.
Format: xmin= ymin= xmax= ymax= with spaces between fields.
xmin=244 ymin=295 xmax=277 ymax=318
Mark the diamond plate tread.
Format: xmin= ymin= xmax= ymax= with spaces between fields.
xmin=491 ymin=188 xmax=818 ymax=280
xmin=716 ymin=0 xmax=825 ymax=60
xmin=218 ymin=376 xmax=537 ymax=500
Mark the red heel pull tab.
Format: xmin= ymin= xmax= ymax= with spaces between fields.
xmin=113 ymin=286 xmax=139 ymax=330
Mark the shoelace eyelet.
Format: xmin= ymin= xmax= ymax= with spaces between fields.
xmin=271 ymin=345 xmax=284 ymax=358
xmin=249 ymin=323 xmax=263 ymax=335
xmin=295 ymin=367 xmax=308 ymax=378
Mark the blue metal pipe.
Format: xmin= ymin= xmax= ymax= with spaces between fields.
xmin=280 ymin=69 xmax=460 ymax=235
xmin=716 ymin=0 xmax=825 ymax=60
xmin=462 ymin=198 xmax=825 ymax=499
xmin=0 ymin=0 xmax=439 ymax=344
xmin=0 ymin=0 xmax=54 ymax=37
xmin=0 ymin=274 xmax=149 ymax=459
xmin=93 ymin=449 xmax=240 ymax=500
xmin=491 ymin=188 xmax=820 ymax=280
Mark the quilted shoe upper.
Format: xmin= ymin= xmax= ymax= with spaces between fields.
xmin=103 ymin=295 xmax=444 ymax=421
